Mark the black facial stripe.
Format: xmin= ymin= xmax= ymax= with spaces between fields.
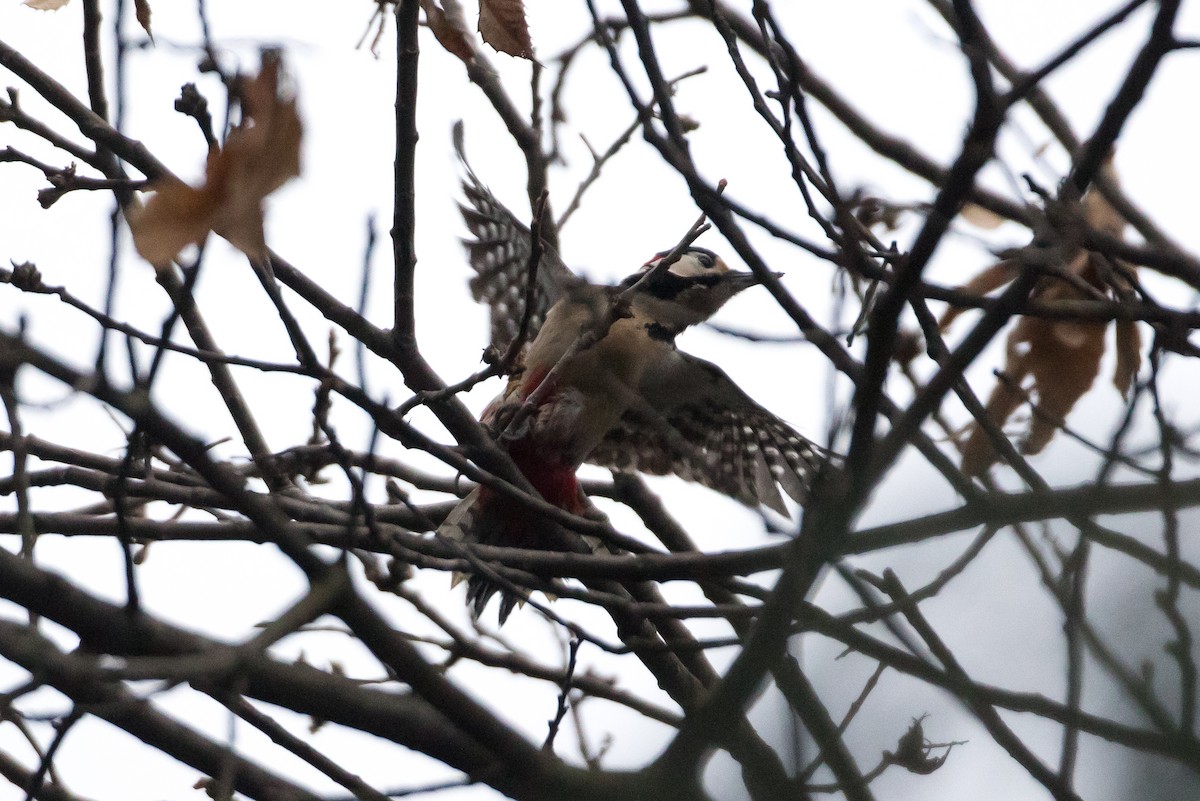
xmin=645 ymin=322 xmax=679 ymax=342
xmin=643 ymin=272 xmax=722 ymax=300
xmin=643 ymin=272 xmax=688 ymax=299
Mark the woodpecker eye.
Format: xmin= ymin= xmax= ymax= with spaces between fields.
xmin=696 ymin=253 xmax=715 ymax=269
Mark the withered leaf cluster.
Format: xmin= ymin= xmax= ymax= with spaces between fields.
xmin=886 ymin=717 xmax=953 ymax=776
xmin=421 ymin=0 xmax=534 ymax=62
xmin=943 ymin=181 xmax=1142 ymax=477
xmin=128 ymin=55 xmax=302 ymax=267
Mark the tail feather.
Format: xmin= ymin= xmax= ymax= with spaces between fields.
xmin=438 ymin=487 xmax=524 ymax=624
xmin=466 ymin=576 xmax=520 ymax=624
xmin=438 ymin=479 xmax=608 ymax=625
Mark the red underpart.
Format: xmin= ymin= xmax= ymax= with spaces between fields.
xmin=519 ymin=364 xmax=552 ymax=400
xmin=508 ymin=365 xmax=580 ymax=513
xmin=477 ymin=444 xmax=582 ymax=550
xmin=475 ymin=365 xmax=583 ymax=548
xmin=505 ymin=439 xmax=584 ymax=515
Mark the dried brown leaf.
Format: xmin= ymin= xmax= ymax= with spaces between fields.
xmin=960 ymin=258 xmax=1110 ymax=476
xmin=961 ymin=305 xmax=1108 ymax=477
xmin=1087 ymin=161 xmax=1141 ymax=396
xmin=478 ymin=0 xmax=533 ymax=59
xmin=938 ymin=258 xmax=1018 ymax=331
xmin=129 ymin=55 xmax=302 ymax=267
xmin=127 ymin=168 xmax=221 ymax=267
xmin=212 ymin=58 xmax=303 ymax=257
xmin=134 ymin=0 xmax=153 ymax=40
xmin=959 ymin=375 xmax=1024 ymax=479
xmin=1113 ymin=318 xmax=1142 ymax=396
xmin=24 ymin=0 xmax=70 ymax=9
xmin=420 ymin=0 xmax=475 ymax=62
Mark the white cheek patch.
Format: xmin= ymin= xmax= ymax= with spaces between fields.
xmin=667 ymin=255 xmax=708 ymax=278
xmin=643 ymin=250 xmax=727 ymax=278
xmin=667 ymin=261 xmax=701 ymax=278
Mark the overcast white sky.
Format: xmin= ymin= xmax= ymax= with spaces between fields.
xmin=2 ymin=1 xmax=1199 ymax=799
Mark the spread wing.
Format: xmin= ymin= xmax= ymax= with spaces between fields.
xmin=456 ymin=126 xmax=579 ymax=354
xmin=588 ymin=351 xmax=825 ymax=515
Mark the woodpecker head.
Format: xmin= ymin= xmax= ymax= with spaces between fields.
xmin=621 ymin=246 xmax=768 ymax=337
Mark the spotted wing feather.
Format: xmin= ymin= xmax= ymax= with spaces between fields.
xmin=456 ymin=132 xmax=578 ymax=354
xmin=589 ymin=351 xmax=823 ymax=514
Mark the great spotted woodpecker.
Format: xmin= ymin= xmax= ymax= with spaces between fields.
xmin=442 ymin=152 xmax=824 ymax=621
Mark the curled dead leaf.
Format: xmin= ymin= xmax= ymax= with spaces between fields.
xmin=478 ymin=0 xmax=533 ymax=59
xmin=126 ymin=169 xmax=221 ymax=267
xmin=134 ymin=0 xmax=153 ymax=40
xmin=1113 ymin=318 xmax=1142 ymax=397
xmin=938 ymin=258 xmax=1018 ymax=331
xmin=960 ymin=277 xmax=1108 ymax=477
xmin=420 ymin=0 xmax=475 ymax=62
xmin=212 ymin=55 xmax=303 ymax=256
xmin=129 ymin=53 xmax=302 ymax=267
xmin=886 ymin=717 xmax=952 ymax=776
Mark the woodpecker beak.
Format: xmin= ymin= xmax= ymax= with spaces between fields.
xmin=726 ymin=270 xmax=782 ymax=291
